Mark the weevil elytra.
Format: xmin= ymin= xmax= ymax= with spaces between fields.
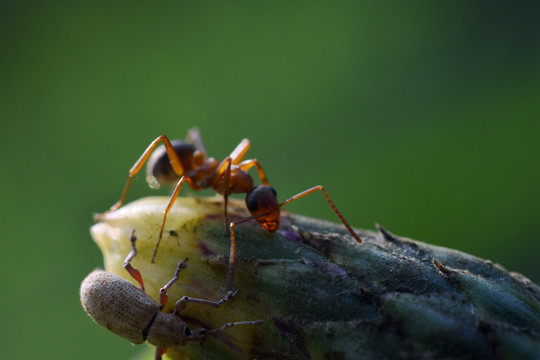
xmin=80 ymin=231 xmax=262 ymax=360
xmin=96 ymin=128 xmax=362 ymax=289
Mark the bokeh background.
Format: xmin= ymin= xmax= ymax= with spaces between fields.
xmin=1 ymin=1 xmax=538 ymax=359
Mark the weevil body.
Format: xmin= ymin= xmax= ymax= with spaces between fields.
xmin=80 ymin=231 xmax=262 ymax=359
xmin=80 ymin=270 xmax=199 ymax=347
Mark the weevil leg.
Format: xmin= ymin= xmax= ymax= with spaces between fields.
xmin=159 ymin=258 xmax=188 ymax=308
xmin=154 ymin=347 xmax=167 ymax=360
xmin=123 ymin=230 xmax=145 ymax=292
xmin=199 ymin=343 xmax=208 ymax=360
xmin=207 ymin=320 xmax=264 ymax=334
xmin=279 ymin=185 xmax=363 ymax=245
xmin=173 ymin=290 xmax=239 ymax=315
xmin=96 ymin=135 xmax=186 ymax=220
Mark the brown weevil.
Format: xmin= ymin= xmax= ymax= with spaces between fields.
xmin=80 ymin=231 xmax=262 ymax=359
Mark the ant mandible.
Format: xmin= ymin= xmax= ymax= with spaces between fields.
xmin=97 ymin=128 xmax=362 ymax=289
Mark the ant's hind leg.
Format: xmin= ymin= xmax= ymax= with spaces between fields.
xmin=96 ymin=135 xmax=186 ymax=220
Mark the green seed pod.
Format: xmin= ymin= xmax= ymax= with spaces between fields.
xmin=89 ymin=196 xmax=540 ymax=360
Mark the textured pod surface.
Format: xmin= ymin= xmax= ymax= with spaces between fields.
xmin=90 ymin=196 xmax=540 ymax=360
xmin=80 ymin=270 xmax=160 ymax=345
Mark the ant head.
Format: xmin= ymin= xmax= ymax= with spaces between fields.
xmin=147 ymin=140 xmax=196 ymax=184
xmin=245 ymin=185 xmax=280 ymax=232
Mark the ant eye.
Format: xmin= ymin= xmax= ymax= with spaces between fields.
xmin=246 ymin=196 xmax=258 ymax=212
xmin=270 ymin=187 xmax=277 ymax=197
xmin=184 ymin=327 xmax=191 ymax=336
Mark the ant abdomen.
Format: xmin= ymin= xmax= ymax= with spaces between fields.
xmin=147 ymin=140 xmax=195 ymax=184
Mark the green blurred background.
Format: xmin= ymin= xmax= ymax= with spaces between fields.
xmin=1 ymin=1 xmax=538 ymax=359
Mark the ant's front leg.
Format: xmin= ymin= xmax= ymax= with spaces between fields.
xmin=225 ymin=214 xmax=266 ymax=290
xmin=280 ymin=185 xmax=363 ymax=245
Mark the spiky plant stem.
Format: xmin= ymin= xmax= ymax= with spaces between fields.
xmin=89 ymin=197 xmax=540 ymax=360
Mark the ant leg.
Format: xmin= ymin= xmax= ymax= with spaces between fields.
xmin=212 ymin=157 xmax=233 ymax=232
xmin=212 ymin=139 xmax=252 ymax=231
xmin=222 ymin=159 xmax=232 ymax=232
xmin=229 ymin=138 xmax=251 ymax=164
xmin=225 ymin=221 xmax=239 ymax=291
xmin=200 ymin=343 xmax=209 ymax=360
xmin=123 ymin=230 xmax=145 ymax=292
xmin=279 ymin=186 xmax=363 ymax=245
xmin=238 ymin=159 xmax=271 ymax=186
xmin=97 ymin=135 xmax=186 ymax=219
xmin=186 ymin=127 xmax=207 ymax=156
xmin=151 ymin=176 xmax=199 ymax=263
xmin=173 ymin=289 xmax=239 ymax=315
xmin=225 ymin=214 xmax=265 ymax=290
xmin=159 ymin=258 xmax=188 ymax=308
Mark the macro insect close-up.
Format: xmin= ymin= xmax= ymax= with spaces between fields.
xmin=95 ymin=128 xmax=363 ymax=289
xmin=3 ymin=3 xmax=538 ymax=360
xmin=86 ymin=129 xmax=540 ymax=360
xmin=80 ymin=231 xmax=262 ymax=360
